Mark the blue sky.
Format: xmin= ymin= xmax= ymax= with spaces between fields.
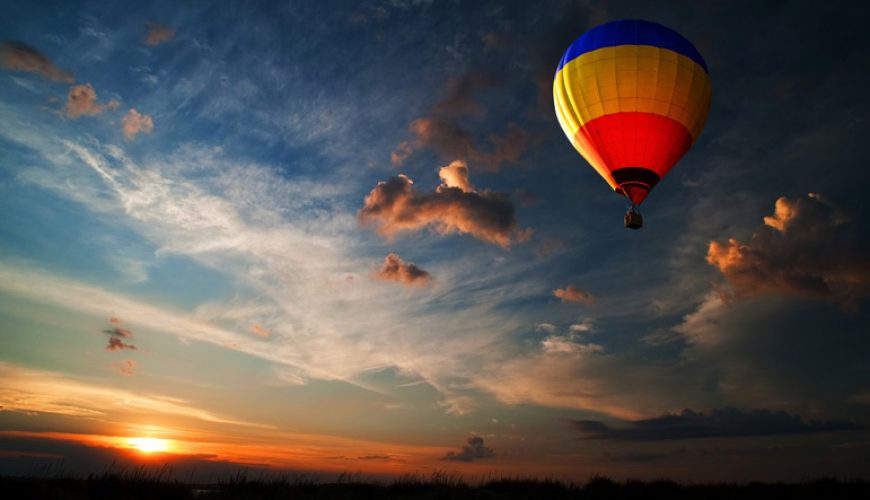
xmin=0 ymin=0 xmax=868 ymax=482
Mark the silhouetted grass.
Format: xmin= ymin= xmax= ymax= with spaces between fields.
xmin=1 ymin=471 xmax=869 ymax=499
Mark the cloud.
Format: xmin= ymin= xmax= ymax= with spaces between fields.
xmin=249 ymin=323 xmax=271 ymax=337
xmin=103 ymin=319 xmax=136 ymax=351
xmin=395 ymin=118 xmax=527 ymax=172
xmin=442 ymin=436 xmax=495 ymax=462
xmin=390 ymin=71 xmax=527 ymax=171
xmin=375 ymin=253 xmax=431 ymax=286
xmin=571 ymin=407 xmax=863 ymax=441
xmin=437 ymin=160 xmax=475 ymax=192
xmin=112 ymin=359 xmax=136 ymax=377
xmin=707 ymin=194 xmax=869 ymax=306
xmin=358 ymin=162 xmax=523 ymax=247
xmin=433 ymin=72 xmax=498 ymax=117
xmin=553 ymin=285 xmax=594 ymax=304
xmin=105 ymin=337 xmax=136 ymax=351
xmin=0 ymin=40 xmax=74 ymax=83
xmin=0 ymin=361 xmax=269 ymax=428
xmin=63 ymin=84 xmax=119 ymax=119
xmin=535 ymin=237 xmax=566 ymax=257
xmin=143 ymin=22 xmax=176 ymax=46
xmin=121 ymin=108 xmax=154 ymax=140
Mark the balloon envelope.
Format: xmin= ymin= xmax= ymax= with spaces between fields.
xmin=553 ymin=20 xmax=711 ymax=205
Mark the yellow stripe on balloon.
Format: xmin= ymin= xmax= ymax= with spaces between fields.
xmin=553 ymin=45 xmax=712 ymax=140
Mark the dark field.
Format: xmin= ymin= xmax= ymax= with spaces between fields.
xmin=2 ymin=473 xmax=869 ymax=500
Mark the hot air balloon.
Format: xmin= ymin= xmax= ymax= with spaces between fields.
xmin=553 ymin=20 xmax=711 ymax=229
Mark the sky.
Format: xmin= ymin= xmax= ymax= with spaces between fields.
xmin=0 ymin=0 xmax=869 ymax=483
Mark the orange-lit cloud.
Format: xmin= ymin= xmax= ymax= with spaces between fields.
xmin=375 ymin=253 xmax=431 ymax=286
xmin=103 ymin=320 xmax=137 ymax=351
xmin=0 ymin=40 xmax=74 ymax=83
xmin=121 ymin=108 xmax=154 ymax=140
xmin=0 ymin=361 xmax=270 ymax=428
xmin=143 ymin=22 xmax=176 ymax=46
xmin=707 ymin=194 xmax=869 ymax=305
xmin=395 ymin=117 xmax=527 ymax=172
xmin=106 ymin=337 xmax=137 ymax=351
xmin=359 ymin=163 xmax=523 ymax=248
xmin=63 ymin=83 xmax=119 ymax=119
xmin=249 ymin=323 xmax=271 ymax=337
xmin=433 ymin=72 xmax=498 ymax=117
xmin=113 ymin=359 xmax=137 ymax=376
xmin=553 ymin=285 xmax=595 ymax=304
xmin=391 ymin=72 xmax=527 ymax=171
xmin=437 ymin=160 xmax=475 ymax=192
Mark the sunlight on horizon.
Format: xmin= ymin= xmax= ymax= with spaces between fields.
xmin=127 ymin=437 xmax=171 ymax=454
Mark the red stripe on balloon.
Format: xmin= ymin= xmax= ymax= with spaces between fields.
xmin=573 ymin=112 xmax=694 ymax=181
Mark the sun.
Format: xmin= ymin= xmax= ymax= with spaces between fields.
xmin=127 ymin=437 xmax=170 ymax=454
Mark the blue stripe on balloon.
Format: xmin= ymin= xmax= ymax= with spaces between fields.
xmin=556 ymin=19 xmax=709 ymax=74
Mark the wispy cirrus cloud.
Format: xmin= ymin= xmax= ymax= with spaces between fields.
xmin=0 ymin=40 xmax=74 ymax=83
xmin=0 ymin=361 xmax=269 ymax=428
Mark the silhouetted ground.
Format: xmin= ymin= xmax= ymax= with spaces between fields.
xmin=2 ymin=473 xmax=869 ymax=499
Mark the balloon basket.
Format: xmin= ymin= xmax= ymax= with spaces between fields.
xmin=624 ymin=208 xmax=643 ymax=229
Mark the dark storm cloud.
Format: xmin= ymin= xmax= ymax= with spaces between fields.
xmin=359 ymin=163 xmax=524 ymax=247
xmin=442 ymin=436 xmax=495 ymax=462
xmin=707 ymin=194 xmax=870 ymax=307
xmin=375 ymin=253 xmax=431 ymax=286
xmin=571 ymin=407 xmax=863 ymax=441
xmin=0 ymin=40 xmax=74 ymax=83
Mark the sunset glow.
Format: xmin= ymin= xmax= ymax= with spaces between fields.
xmin=0 ymin=0 xmax=868 ymax=486
xmin=127 ymin=437 xmax=170 ymax=454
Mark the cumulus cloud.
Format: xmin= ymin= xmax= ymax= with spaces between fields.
xmin=442 ymin=436 xmax=495 ymax=462
xmin=571 ymin=407 xmax=863 ymax=441
xmin=358 ymin=162 xmax=523 ymax=247
xmin=143 ymin=22 xmax=176 ymax=46
xmin=707 ymin=194 xmax=869 ymax=306
xmin=375 ymin=253 xmax=431 ymax=286
xmin=391 ymin=72 xmax=527 ymax=171
xmin=437 ymin=160 xmax=475 ymax=192
xmin=0 ymin=40 xmax=74 ymax=83
xmin=63 ymin=83 xmax=119 ymax=119
xmin=553 ymin=285 xmax=595 ymax=304
xmin=121 ymin=108 xmax=154 ymax=140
